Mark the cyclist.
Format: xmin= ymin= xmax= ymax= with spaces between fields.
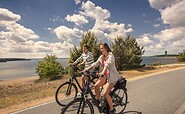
xmin=84 ymin=43 xmax=121 ymax=114
xmin=71 ymin=44 xmax=94 ymax=90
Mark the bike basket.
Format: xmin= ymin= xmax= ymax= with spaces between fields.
xmin=114 ymin=77 xmax=127 ymax=89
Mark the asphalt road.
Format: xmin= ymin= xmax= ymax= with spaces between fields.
xmin=11 ymin=68 xmax=185 ymax=114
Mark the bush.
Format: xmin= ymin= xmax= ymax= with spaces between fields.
xmin=36 ymin=55 xmax=64 ymax=80
xmin=176 ymin=51 xmax=185 ymax=62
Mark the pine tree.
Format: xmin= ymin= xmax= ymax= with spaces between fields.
xmin=176 ymin=51 xmax=185 ymax=62
xmin=112 ymin=35 xmax=145 ymax=70
xmin=68 ymin=31 xmax=100 ymax=67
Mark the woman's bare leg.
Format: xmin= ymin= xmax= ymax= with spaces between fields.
xmin=94 ymin=77 xmax=106 ymax=100
xmin=103 ymin=82 xmax=114 ymax=110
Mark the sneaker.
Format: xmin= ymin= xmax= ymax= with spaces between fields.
xmin=77 ymin=89 xmax=85 ymax=96
xmin=109 ymin=108 xmax=116 ymax=114
xmin=77 ymin=93 xmax=82 ymax=96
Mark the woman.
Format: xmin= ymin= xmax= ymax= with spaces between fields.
xmin=85 ymin=43 xmax=121 ymax=114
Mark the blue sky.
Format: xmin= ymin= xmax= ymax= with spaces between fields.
xmin=0 ymin=0 xmax=185 ymax=58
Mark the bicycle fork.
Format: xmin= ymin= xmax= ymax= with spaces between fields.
xmin=65 ymin=79 xmax=73 ymax=95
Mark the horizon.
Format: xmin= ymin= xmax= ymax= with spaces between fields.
xmin=0 ymin=0 xmax=185 ymax=58
xmin=0 ymin=54 xmax=179 ymax=59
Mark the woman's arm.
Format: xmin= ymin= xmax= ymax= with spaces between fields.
xmin=85 ymin=55 xmax=102 ymax=71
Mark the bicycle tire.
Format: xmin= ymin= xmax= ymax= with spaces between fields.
xmin=111 ymin=88 xmax=128 ymax=114
xmin=55 ymin=82 xmax=78 ymax=106
xmin=61 ymin=98 xmax=94 ymax=114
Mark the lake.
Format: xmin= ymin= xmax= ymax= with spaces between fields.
xmin=0 ymin=57 xmax=178 ymax=80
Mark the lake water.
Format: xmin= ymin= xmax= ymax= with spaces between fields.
xmin=0 ymin=57 xmax=178 ymax=80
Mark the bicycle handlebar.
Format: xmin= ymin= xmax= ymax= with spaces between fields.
xmin=80 ymin=70 xmax=104 ymax=78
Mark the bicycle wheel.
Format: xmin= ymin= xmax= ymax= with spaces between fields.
xmin=61 ymin=98 xmax=94 ymax=114
xmin=55 ymin=82 xmax=78 ymax=106
xmin=111 ymin=88 xmax=128 ymax=114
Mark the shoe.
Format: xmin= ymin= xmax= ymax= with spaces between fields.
xmin=77 ymin=89 xmax=85 ymax=96
xmin=77 ymin=93 xmax=82 ymax=96
xmin=93 ymin=98 xmax=100 ymax=106
xmin=109 ymin=108 xmax=116 ymax=114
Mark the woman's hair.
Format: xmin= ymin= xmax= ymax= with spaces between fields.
xmin=100 ymin=43 xmax=112 ymax=52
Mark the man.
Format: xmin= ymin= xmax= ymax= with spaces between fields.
xmin=72 ymin=44 xmax=94 ymax=89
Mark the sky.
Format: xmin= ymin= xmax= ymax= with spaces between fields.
xmin=0 ymin=0 xmax=185 ymax=58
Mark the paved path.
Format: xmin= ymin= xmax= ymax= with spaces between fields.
xmin=11 ymin=68 xmax=185 ymax=114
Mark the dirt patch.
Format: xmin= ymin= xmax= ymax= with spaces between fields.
xmin=1 ymin=64 xmax=185 ymax=114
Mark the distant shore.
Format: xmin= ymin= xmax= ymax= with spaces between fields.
xmin=0 ymin=58 xmax=31 ymax=62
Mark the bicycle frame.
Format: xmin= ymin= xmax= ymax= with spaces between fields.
xmin=82 ymin=75 xmax=107 ymax=113
xmin=69 ymin=73 xmax=83 ymax=92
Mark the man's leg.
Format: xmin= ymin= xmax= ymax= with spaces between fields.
xmin=81 ymin=74 xmax=87 ymax=89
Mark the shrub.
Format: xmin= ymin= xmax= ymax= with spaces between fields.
xmin=36 ymin=55 xmax=64 ymax=80
xmin=176 ymin=51 xmax=185 ymax=62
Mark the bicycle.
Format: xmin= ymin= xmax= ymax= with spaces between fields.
xmin=61 ymin=71 xmax=128 ymax=114
xmin=55 ymin=64 xmax=100 ymax=106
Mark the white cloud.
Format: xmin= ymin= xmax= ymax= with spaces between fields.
xmin=53 ymin=1 xmax=133 ymax=46
xmin=53 ymin=26 xmax=83 ymax=43
xmin=74 ymin=0 xmax=81 ymax=4
xmin=153 ymin=27 xmax=185 ymax=42
xmin=0 ymin=8 xmax=42 ymax=58
xmin=137 ymin=34 xmax=154 ymax=46
xmin=65 ymin=14 xmax=88 ymax=26
xmin=160 ymin=0 xmax=185 ymax=27
xmin=81 ymin=1 xmax=110 ymax=20
xmin=0 ymin=8 xmax=39 ymax=43
xmin=91 ymin=20 xmax=133 ymax=41
xmin=148 ymin=0 xmax=183 ymax=10
xmin=153 ymin=23 xmax=161 ymax=28
xmin=0 ymin=8 xmax=21 ymax=21
xmin=0 ymin=8 xmax=73 ymax=58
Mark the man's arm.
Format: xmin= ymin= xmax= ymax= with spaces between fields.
xmin=73 ymin=55 xmax=83 ymax=65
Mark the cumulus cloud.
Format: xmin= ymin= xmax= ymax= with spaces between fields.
xmin=0 ymin=8 xmax=21 ymax=21
xmin=148 ymin=0 xmax=183 ymax=10
xmin=160 ymin=0 xmax=185 ymax=27
xmin=0 ymin=8 xmax=42 ymax=57
xmin=153 ymin=27 xmax=185 ymax=42
xmin=0 ymin=8 xmax=75 ymax=58
xmin=65 ymin=14 xmax=88 ymax=26
xmin=91 ymin=20 xmax=133 ymax=40
xmin=137 ymin=34 xmax=154 ymax=46
xmin=53 ymin=1 xmax=133 ymax=44
xmin=53 ymin=26 xmax=83 ymax=43
xmin=0 ymin=8 xmax=39 ymax=42
xmin=81 ymin=1 xmax=110 ymax=20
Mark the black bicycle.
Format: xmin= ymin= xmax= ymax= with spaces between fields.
xmin=61 ymin=71 xmax=128 ymax=114
xmin=55 ymin=65 xmax=99 ymax=106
